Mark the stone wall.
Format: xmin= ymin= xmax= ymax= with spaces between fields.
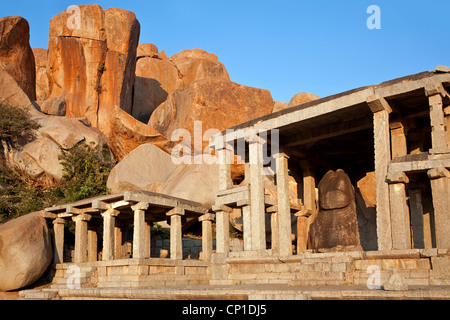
xmin=151 ymin=236 xmax=243 ymax=259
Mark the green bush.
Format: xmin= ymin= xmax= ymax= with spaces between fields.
xmin=58 ymin=141 xmax=116 ymax=203
xmin=0 ymin=103 xmax=40 ymax=146
xmin=0 ymin=102 xmax=116 ymax=223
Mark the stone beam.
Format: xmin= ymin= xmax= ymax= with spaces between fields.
xmin=388 ymin=155 xmax=450 ymax=173
xmin=284 ymin=116 xmax=373 ymax=148
xmin=367 ymin=95 xmax=393 ymax=114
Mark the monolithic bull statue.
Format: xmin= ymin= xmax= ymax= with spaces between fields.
xmin=310 ymin=169 xmax=362 ymax=251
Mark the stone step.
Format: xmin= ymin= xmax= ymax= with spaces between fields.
xmin=18 ymin=290 xmax=59 ymax=300
xmin=294 ymin=270 xmax=346 ymax=280
xmin=54 ymin=271 xmax=94 ymax=280
xmin=54 ymin=277 xmax=96 ymax=285
xmin=97 ymin=279 xmax=210 ymax=288
xmin=19 ymin=285 xmax=450 ymax=301
xmin=290 ymin=271 xmax=349 ymax=286
xmin=228 ymin=272 xmax=293 ymax=281
xmin=98 ymin=274 xmax=209 ymax=282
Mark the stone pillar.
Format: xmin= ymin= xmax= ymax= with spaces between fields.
xmin=242 ymin=163 xmax=252 ymax=251
xmin=102 ymin=209 xmax=119 ymax=261
xmin=267 ymin=206 xmax=279 ymax=254
xmin=248 ymin=135 xmax=266 ymax=251
xmin=390 ymin=123 xmax=408 ymax=158
xmin=217 ymin=136 xmax=233 ymax=191
xmin=239 ymin=202 xmax=252 ymax=251
xmin=114 ymin=223 xmax=124 ymax=259
xmin=199 ymin=213 xmax=215 ymax=261
xmin=145 ymin=220 xmax=152 ymax=258
xmin=300 ymin=161 xmax=316 ymax=218
xmin=72 ymin=214 xmax=91 ymax=263
xmin=167 ymin=207 xmax=185 ymax=260
xmin=132 ymin=202 xmax=149 ymax=259
xmin=427 ymin=167 xmax=450 ymax=248
xmin=444 ymin=106 xmax=450 ymax=148
xmin=88 ymin=224 xmax=98 ymax=262
xmin=299 ymin=160 xmax=316 ymax=254
xmin=387 ymin=172 xmax=411 ymax=250
xmin=427 ymin=89 xmax=449 ymax=154
xmin=52 ymin=218 xmax=65 ymax=264
xmin=296 ymin=214 xmax=309 ymax=254
xmin=373 ymin=109 xmax=393 ymax=250
xmin=275 ymin=152 xmax=292 ymax=256
xmin=408 ymin=189 xmax=425 ymax=249
xmin=213 ymin=204 xmax=232 ymax=255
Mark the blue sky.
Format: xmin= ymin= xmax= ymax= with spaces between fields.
xmin=2 ymin=0 xmax=450 ymax=103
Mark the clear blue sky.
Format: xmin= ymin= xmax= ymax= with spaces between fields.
xmin=2 ymin=0 xmax=450 ymax=103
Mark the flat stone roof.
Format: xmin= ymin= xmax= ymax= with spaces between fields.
xmin=43 ymin=190 xmax=210 ymax=220
xmin=211 ymin=69 xmax=450 ymax=148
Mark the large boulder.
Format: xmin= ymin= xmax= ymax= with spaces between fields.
xmin=0 ymin=67 xmax=40 ymax=118
xmin=310 ymin=169 xmax=361 ymax=250
xmin=132 ymin=44 xmax=182 ymax=123
xmin=0 ymin=16 xmax=36 ymax=101
xmin=149 ymin=78 xmax=274 ymax=153
xmin=288 ymin=92 xmax=321 ymax=107
xmin=0 ymin=212 xmax=52 ymax=292
xmin=107 ymin=143 xmax=178 ymax=193
xmin=272 ymin=101 xmax=288 ymax=113
xmin=32 ymin=48 xmax=50 ymax=102
xmin=158 ymin=162 xmax=220 ymax=208
xmin=107 ymin=143 xmax=220 ymax=207
xmin=47 ymin=5 xmax=151 ymax=160
xmin=132 ymin=46 xmax=230 ymax=124
xmin=171 ymin=48 xmax=230 ymax=87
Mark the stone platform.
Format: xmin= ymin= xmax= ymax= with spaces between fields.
xmin=18 ymin=248 xmax=450 ymax=300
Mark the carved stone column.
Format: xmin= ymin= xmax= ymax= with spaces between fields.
xmin=132 ymin=202 xmax=149 ymax=259
xmin=213 ymin=204 xmax=232 ymax=256
xmin=167 ymin=207 xmax=185 ymax=260
xmin=275 ymin=151 xmax=292 ymax=256
xmin=72 ymin=214 xmax=91 ymax=263
xmin=52 ymin=218 xmax=65 ymax=264
xmin=387 ymin=172 xmax=411 ymax=250
xmin=248 ymin=135 xmax=266 ymax=251
xmin=199 ymin=213 xmax=215 ymax=261
xmin=428 ymin=167 xmax=450 ymax=248
xmin=102 ymin=209 xmax=120 ymax=261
